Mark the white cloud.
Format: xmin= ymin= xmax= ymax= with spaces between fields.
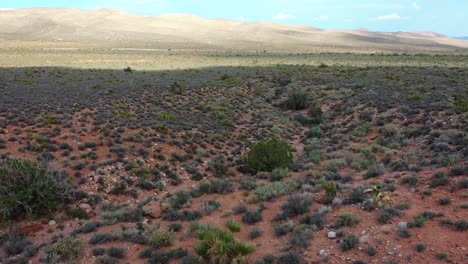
xmin=412 ymin=2 xmax=421 ymax=9
xmin=272 ymin=12 xmax=296 ymax=20
xmin=0 ymin=8 xmax=15 ymax=11
xmin=377 ymin=13 xmax=401 ymax=20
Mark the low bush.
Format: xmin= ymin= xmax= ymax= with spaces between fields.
xmin=275 ymin=193 xmax=313 ymax=220
xmin=363 ymin=163 xmax=385 ymax=179
xmin=335 ymin=213 xmax=360 ymax=227
xmin=244 ymin=138 xmax=293 ymax=173
xmin=0 ymin=158 xmax=74 ymax=219
xmin=377 ymin=207 xmax=401 ymax=224
xmin=340 ymin=234 xmax=359 ymax=251
xmin=44 ymin=236 xmax=84 ymax=263
xmin=145 ymin=225 xmax=175 ymax=249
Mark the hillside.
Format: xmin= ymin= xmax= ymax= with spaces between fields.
xmin=0 ymin=8 xmax=467 ymax=52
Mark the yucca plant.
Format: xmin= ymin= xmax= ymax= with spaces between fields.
xmin=195 ymin=224 xmax=254 ymax=264
xmin=0 ymin=158 xmax=73 ymax=220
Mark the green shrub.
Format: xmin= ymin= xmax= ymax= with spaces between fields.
xmin=0 ymin=158 xmax=74 ymax=219
xmin=195 ymin=224 xmax=255 ymax=263
xmin=335 ymin=213 xmax=360 ymax=227
xmin=89 ymin=233 xmax=115 ymax=245
xmin=249 ymin=227 xmax=263 ymax=239
xmin=340 ymin=234 xmax=359 ymax=251
xmin=44 ymin=236 xmax=84 ymax=263
xmin=226 ymin=219 xmax=241 ymax=232
xmin=283 ymin=90 xmax=309 ymax=110
xmin=107 ymin=247 xmax=125 ymax=259
xmin=366 ymin=246 xmax=377 ymax=256
xmin=254 ymin=181 xmax=301 ymax=201
xmin=145 ymin=225 xmax=175 ymax=249
xmin=363 ymin=163 xmax=385 ymax=179
xmin=244 ymin=138 xmax=293 ymax=173
xmin=415 ymin=243 xmax=426 ymax=252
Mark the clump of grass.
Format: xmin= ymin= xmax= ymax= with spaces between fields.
xmin=335 ymin=213 xmax=360 ymax=227
xmin=226 ymin=219 xmax=241 ymax=232
xmin=145 ymin=225 xmax=175 ymax=249
xmin=0 ymin=158 xmax=74 ymax=219
xmin=195 ymin=224 xmax=255 ymax=263
xmin=43 ymin=236 xmax=84 ymax=263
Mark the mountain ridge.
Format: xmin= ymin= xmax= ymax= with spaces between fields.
xmin=1 ymin=8 xmax=467 ymax=52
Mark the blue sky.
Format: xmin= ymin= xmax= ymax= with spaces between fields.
xmin=1 ymin=0 xmax=467 ymax=36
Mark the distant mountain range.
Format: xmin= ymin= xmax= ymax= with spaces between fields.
xmin=1 ymin=8 xmax=467 ymax=52
xmin=456 ymin=36 xmax=468 ymax=41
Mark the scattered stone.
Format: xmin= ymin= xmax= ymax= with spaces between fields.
xmin=380 ymin=225 xmax=392 ymax=234
xmin=327 ymin=231 xmax=337 ymax=238
xmin=319 ymin=249 xmax=326 ymax=255
xmin=397 ymin=222 xmax=408 ymax=230
xmin=359 ymin=235 xmax=370 ymax=244
xmin=48 ymin=220 xmax=56 ymax=226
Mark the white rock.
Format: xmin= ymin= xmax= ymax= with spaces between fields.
xmin=48 ymin=220 xmax=56 ymax=226
xmin=319 ymin=249 xmax=326 ymax=255
xmin=397 ymin=222 xmax=408 ymax=230
xmin=327 ymin=231 xmax=337 ymax=238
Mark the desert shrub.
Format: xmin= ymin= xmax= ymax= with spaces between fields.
xmin=3 ymin=229 xmax=32 ymax=257
xmin=249 ymin=227 xmax=263 ymax=239
xmin=438 ymin=197 xmax=452 ymax=205
xmin=378 ymin=207 xmax=401 ymax=224
xmin=239 ymin=175 xmax=257 ymax=190
xmin=366 ymin=246 xmax=377 ymax=256
xmin=95 ymin=256 xmax=118 ymax=264
xmin=363 ymin=163 xmax=385 ymax=179
xmin=410 ymin=211 xmax=441 ymax=227
xmin=43 ymin=236 xmax=84 ymax=263
xmin=89 ymin=233 xmax=115 ymax=244
xmin=322 ymin=181 xmax=337 ymax=204
xmin=274 ymin=222 xmax=293 ymax=237
xmin=170 ymin=190 xmax=192 ymax=209
xmin=168 ymin=223 xmax=183 ymax=232
xmin=436 ymin=253 xmax=448 ymax=260
xmin=343 ymin=185 xmax=368 ymax=205
xmin=277 ymin=251 xmax=304 ymax=264
xmin=401 ymin=175 xmax=419 ymax=187
xmin=107 ymin=247 xmax=125 ymax=259
xmin=0 ymin=158 xmax=74 ymax=219
xmin=306 ymin=126 xmax=323 ymax=139
xmin=145 ymin=226 xmax=175 ymax=249
xmin=283 ymin=90 xmax=309 ymax=110
xmin=254 ymin=181 xmax=301 ymax=201
xmin=66 ymin=207 xmax=88 ymax=219
xmin=233 ymin=203 xmax=247 ymax=215
xmin=452 ymin=220 xmax=468 ymax=231
xmin=210 ymin=178 xmax=233 ymax=193
xmin=415 ymin=243 xmax=426 ymax=252
xmin=429 ymin=177 xmax=449 ymax=188
xmin=242 ymin=209 xmax=263 ymax=225
xmin=226 ymin=219 xmax=241 ymax=232
xmin=335 ymin=213 xmax=360 ymax=227
xmin=289 ymin=227 xmax=314 ymax=249
xmin=195 ymin=224 xmax=254 ymax=263
xmin=201 ymin=200 xmax=221 ymax=215
xmin=270 ymin=167 xmax=289 ymax=182
xmin=340 ymin=234 xmax=359 ymax=251
xmin=300 ymin=212 xmax=326 ymax=230
xmin=92 ymin=247 xmax=106 ymax=256
xmin=73 ymin=221 xmax=100 ymax=234
xmin=275 ymin=193 xmax=313 ymax=220
xmin=208 ymin=156 xmax=228 ymax=177
xmin=244 ymin=138 xmax=293 ymax=173
xmin=308 ymin=104 xmax=323 ymax=124
xmin=459 ymin=178 xmax=468 ymax=189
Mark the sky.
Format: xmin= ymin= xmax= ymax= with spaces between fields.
xmin=1 ymin=0 xmax=467 ymax=36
